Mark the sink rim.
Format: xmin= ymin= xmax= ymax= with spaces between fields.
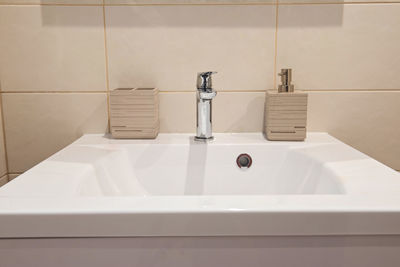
xmin=1 ymin=132 xmax=400 ymax=238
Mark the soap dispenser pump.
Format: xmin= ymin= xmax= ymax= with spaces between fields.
xmin=278 ymin=69 xmax=294 ymax=93
xmin=264 ymin=68 xmax=308 ymax=141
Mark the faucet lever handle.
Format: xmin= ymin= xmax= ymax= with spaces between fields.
xmin=197 ymin=71 xmax=217 ymax=90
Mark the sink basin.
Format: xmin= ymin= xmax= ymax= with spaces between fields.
xmin=0 ymin=133 xmax=400 ymax=238
xmin=2 ymin=133 xmax=398 ymax=197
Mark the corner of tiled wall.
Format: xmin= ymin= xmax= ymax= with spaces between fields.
xmin=0 ymin=0 xmax=399 ymax=175
xmin=0 ymin=3 xmax=109 ymax=175
xmin=0 ymin=94 xmax=8 ymax=187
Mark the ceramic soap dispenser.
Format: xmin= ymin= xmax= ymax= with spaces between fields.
xmin=264 ymin=69 xmax=308 ymax=141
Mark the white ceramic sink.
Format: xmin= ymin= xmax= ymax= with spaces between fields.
xmin=0 ymin=133 xmax=400 ymax=238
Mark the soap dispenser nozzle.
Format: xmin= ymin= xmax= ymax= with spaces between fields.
xmin=278 ymin=68 xmax=294 ymax=93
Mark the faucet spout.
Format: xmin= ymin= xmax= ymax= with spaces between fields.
xmin=195 ymin=72 xmax=217 ymax=141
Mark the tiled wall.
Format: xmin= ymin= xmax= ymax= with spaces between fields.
xmin=0 ymin=0 xmax=399 ymax=183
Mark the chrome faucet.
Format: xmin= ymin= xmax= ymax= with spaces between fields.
xmin=195 ymin=71 xmax=217 ymax=141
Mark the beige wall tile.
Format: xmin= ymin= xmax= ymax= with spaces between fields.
xmin=277 ymin=4 xmax=400 ymax=90
xmin=0 ymin=6 xmax=106 ymax=91
xmin=3 ymin=93 xmax=108 ymax=173
xmin=159 ymin=92 xmax=196 ymax=133
xmin=0 ymin=174 xmax=7 ymax=187
xmin=308 ymin=91 xmax=400 ymax=170
xmin=158 ymin=91 xmax=265 ymax=133
xmin=214 ymin=92 xmax=265 ymax=132
xmin=0 ymin=101 xmax=7 ymax=177
xmin=106 ymin=5 xmax=275 ymax=91
xmin=0 ymin=0 xmax=102 ymax=4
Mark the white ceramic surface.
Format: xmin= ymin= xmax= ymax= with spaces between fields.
xmin=0 ymin=133 xmax=400 ymax=238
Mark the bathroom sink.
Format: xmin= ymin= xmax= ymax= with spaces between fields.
xmin=0 ymin=133 xmax=400 ymax=238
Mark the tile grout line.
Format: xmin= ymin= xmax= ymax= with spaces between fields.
xmin=159 ymin=89 xmax=400 ymax=93
xmin=158 ymin=90 xmax=268 ymax=93
xmin=0 ymin=91 xmax=108 ymax=94
xmin=278 ymin=1 xmax=400 ymax=5
xmin=1 ymin=2 xmax=400 ymax=6
xmin=273 ymin=0 xmax=279 ymax=90
xmin=102 ymin=0 xmax=111 ymax=133
xmin=0 ymin=3 xmax=102 ymax=6
xmin=0 ymin=93 xmax=10 ymax=180
xmin=0 ymin=89 xmax=400 ymax=94
xmin=302 ymin=89 xmax=400 ymax=92
xmin=0 ymin=3 xmax=276 ymax=6
xmin=106 ymin=2 xmax=277 ymax=6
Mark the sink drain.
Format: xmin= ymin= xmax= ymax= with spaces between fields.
xmin=236 ymin=153 xmax=252 ymax=169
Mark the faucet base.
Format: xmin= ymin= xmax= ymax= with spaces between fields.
xmin=194 ymin=136 xmax=214 ymax=142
